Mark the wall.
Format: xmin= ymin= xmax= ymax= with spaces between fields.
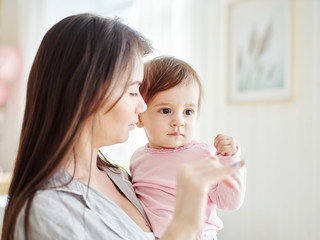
xmin=0 ymin=0 xmax=319 ymax=239
xmin=196 ymin=0 xmax=320 ymax=239
xmin=0 ymin=0 xmax=23 ymax=171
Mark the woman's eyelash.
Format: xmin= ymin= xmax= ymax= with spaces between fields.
xmin=130 ymin=92 xmax=139 ymax=96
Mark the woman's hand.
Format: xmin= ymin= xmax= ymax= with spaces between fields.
xmin=160 ymin=158 xmax=245 ymax=240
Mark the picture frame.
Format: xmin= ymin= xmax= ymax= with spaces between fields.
xmin=226 ymin=0 xmax=295 ymax=103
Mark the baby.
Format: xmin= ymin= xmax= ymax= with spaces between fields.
xmin=130 ymin=56 xmax=246 ymax=240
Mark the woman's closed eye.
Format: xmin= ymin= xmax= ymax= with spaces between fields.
xmin=129 ymin=92 xmax=139 ymax=97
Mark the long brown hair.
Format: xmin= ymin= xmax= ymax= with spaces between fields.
xmin=140 ymin=56 xmax=203 ymax=109
xmin=1 ymin=13 xmax=151 ymax=240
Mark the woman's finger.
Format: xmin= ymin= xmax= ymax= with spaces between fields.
xmin=172 ymin=159 xmax=245 ymax=236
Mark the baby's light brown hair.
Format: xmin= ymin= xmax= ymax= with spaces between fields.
xmin=140 ymin=56 xmax=203 ymax=110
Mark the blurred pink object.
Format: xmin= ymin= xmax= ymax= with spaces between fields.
xmin=0 ymin=83 xmax=8 ymax=106
xmin=0 ymin=46 xmax=23 ymax=83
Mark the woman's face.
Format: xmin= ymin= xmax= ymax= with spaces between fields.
xmin=95 ymin=57 xmax=147 ymax=147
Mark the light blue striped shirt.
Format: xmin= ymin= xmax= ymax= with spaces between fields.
xmin=14 ymin=166 xmax=155 ymax=240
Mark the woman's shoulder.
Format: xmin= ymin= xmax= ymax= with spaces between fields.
xmin=25 ymin=185 xmax=86 ymax=219
xmin=15 ymin=188 xmax=85 ymax=239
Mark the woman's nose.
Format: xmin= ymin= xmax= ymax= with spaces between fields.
xmin=136 ymin=96 xmax=147 ymax=114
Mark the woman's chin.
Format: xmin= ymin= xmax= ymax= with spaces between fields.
xmin=98 ymin=134 xmax=129 ymax=146
xmin=116 ymin=134 xmax=130 ymax=144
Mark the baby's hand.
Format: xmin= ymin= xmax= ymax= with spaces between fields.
xmin=214 ymin=134 xmax=237 ymax=156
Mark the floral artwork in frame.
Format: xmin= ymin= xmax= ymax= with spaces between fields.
xmin=227 ymin=0 xmax=294 ymax=103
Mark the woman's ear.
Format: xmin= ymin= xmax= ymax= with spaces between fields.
xmin=135 ymin=114 xmax=144 ymax=128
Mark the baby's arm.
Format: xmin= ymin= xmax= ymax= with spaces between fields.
xmin=209 ymin=134 xmax=246 ymax=210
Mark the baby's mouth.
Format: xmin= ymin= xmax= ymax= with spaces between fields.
xmin=168 ymin=132 xmax=183 ymax=136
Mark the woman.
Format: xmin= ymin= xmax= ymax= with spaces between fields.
xmin=2 ymin=14 xmax=244 ymax=240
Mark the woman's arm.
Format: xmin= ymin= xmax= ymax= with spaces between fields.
xmin=159 ymin=159 xmax=245 ymax=240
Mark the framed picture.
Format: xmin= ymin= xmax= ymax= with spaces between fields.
xmin=227 ymin=0 xmax=295 ymax=103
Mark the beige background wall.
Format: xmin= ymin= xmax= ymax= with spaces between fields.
xmin=0 ymin=0 xmax=319 ymax=239
xmin=196 ymin=1 xmax=320 ymax=239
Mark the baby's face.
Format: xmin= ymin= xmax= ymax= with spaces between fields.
xmin=139 ymin=82 xmax=199 ymax=149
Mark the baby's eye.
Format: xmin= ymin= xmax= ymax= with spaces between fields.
xmin=160 ymin=108 xmax=171 ymax=114
xmin=184 ymin=109 xmax=194 ymax=116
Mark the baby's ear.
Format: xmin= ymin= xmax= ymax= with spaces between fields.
xmin=135 ymin=114 xmax=144 ymax=128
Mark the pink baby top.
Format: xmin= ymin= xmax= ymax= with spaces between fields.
xmin=130 ymin=140 xmax=246 ymax=240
